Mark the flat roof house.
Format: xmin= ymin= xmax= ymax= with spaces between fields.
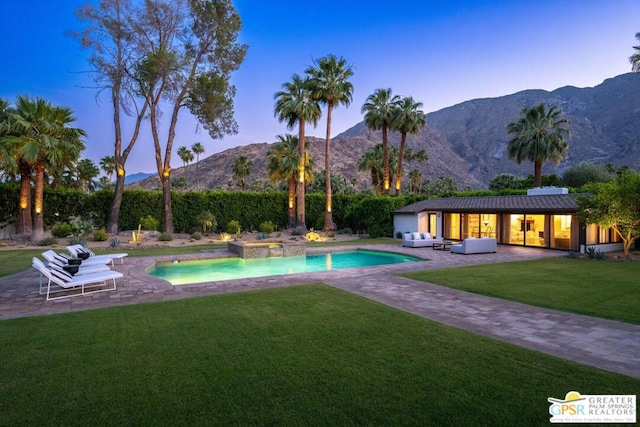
xmin=393 ymin=188 xmax=623 ymax=253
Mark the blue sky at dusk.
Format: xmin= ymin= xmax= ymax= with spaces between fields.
xmin=1 ymin=0 xmax=639 ymax=175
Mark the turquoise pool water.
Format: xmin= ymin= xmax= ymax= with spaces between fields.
xmin=148 ymin=250 xmax=420 ymax=285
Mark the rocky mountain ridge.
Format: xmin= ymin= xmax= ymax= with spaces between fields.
xmin=130 ymin=73 xmax=640 ymax=191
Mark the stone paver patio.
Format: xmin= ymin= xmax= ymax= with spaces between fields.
xmin=1 ymin=244 xmax=638 ymax=379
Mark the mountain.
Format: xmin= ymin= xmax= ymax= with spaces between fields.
xmin=130 ymin=73 xmax=640 ymax=191
xmin=124 ymin=172 xmax=155 ymax=184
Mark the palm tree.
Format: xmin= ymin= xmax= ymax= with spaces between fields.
xmin=630 ymin=32 xmax=640 ymax=72
xmin=177 ymin=146 xmax=194 ymax=188
xmin=361 ymin=88 xmax=400 ymax=195
xmin=391 ymin=96 xmax=426 ymax=196
xmin=76 ymin=158 xmax=100 ymax=193
xmin=6 ymin=96 xmax=85 ymax=241
xmin=357 ymin=143 xmax=398 ymax=195
xmin=191 ymin=142 xmax=205 ymax=189
xmin=506 ymin=103 xmax=570 ymax=188
xmin=100 ymin=155 xmax=117 ymax=183
xmin=274 ymin=74 xmax=321 ymax=231
xmin=408 ymin=169 xmax=423 ymax=194
xmin=305 ymin=54 xmax=354 ymax=231
xmin=266 ymin=134 xmax=315 ymax=227
xmin=232 ymin=155 xmax=253 ymax=191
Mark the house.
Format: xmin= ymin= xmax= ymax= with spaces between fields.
xmin=393 ymin=187 xmax=623 ymax=253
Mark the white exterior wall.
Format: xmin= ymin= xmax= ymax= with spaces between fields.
xmin=393 ymin=212 xmax=442 ymax=238
xmin=394 ymin=214 xmax=419 ymax=238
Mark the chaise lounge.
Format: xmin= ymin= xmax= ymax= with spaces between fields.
xmin=32 ymin=257 xmax=123 ymax=301
xmin=402 ymin=232 xmax=443 ymax=248
xmin=67 ymin=244 xmax=128 ymax=266
xmin=450 ymin=237 xmax=497 ymax=254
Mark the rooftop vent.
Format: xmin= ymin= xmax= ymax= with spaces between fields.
xmin=527 ymin=187 xmax=569 ymax=196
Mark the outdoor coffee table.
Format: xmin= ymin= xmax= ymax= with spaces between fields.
xmin=432 ymin=240 xmax=457 ymax=251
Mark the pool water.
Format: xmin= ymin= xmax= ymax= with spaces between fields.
xmin=148 ymin=250 xmax=420 ymax=285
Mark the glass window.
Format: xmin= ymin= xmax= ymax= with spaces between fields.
xmin=481 ymin=214 xmax=496 ymax=238
xmin=586 ymin=224 xmax=598 ymax=245
xmin=429 ymin=213 xmax=437 ymax=237
xmin=445 ymin=213 xmax=461 ymax=240
xmin=551 ymin=215 xmax=572 ymax=249
xmin=526 ymin=214 xmax=546 ymax=247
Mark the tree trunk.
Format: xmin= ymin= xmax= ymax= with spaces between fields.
xmin=395 ymin=132 xmax=407 ymax=196
xmin=323 ymin=104 xmax=335 ymax=231
xmin=382 ymin=124 xmax=390 ymax=194
xmin=31 ymin=164 xmax=45 ymax=242
xmin=161 ymin=173 xmax=174 ymax=234
xmin=16 ymin=165 xmax=32 ymax=235
xmin=287 ymin=176 xmax=296 ymax=228
xmin=296 ymin=118 xmax=307 ymax=232
xmin=107 ymin=166 xmax=126 ymax=234
xmin=534 ymin=160 xmax=543 ymax=187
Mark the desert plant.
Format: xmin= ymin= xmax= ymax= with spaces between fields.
xmin=51 ymin=222 xmax=72 ymax=238
xmin=140 ymin=215 xmax=159 ymax=231
xmin=69 ymin=236 xmax=87 ymax=246
xmin=70 ymin=218 xmax=92 ymax=240
xmin=259 ymin=221 xmax=274 ymax=234
xmin=226 ymin=220 xmax=241 ymax=236
xmin=191 ymin=231 xmax=202 ymax=240
xmin=93 ymin=228 xmax=108 ymax=241
xmin=158 ymin=232 xmax=173 ymax=242
xmin=109 ymin=237 xmax=121 ymax=248
xmin=567 ymin=250 xmax=579 ymax=259
xmin=197 ymin=211 xmax=217 ymax=235
xmin=339 ymin=227 xmax=353 ymax=236
xmin=38 ymin=237 xmax=58 ymax=246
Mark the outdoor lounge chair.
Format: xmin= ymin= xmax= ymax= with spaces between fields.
xmin=66 ymin=244 xmax=128 ymax=266
xmin=41 ymin=252 xmax=112 ymax=276
xmin=41 ymin=249 xmax=114 ymax=268
xmin=32 ymin=257 xmax=122 ymax=301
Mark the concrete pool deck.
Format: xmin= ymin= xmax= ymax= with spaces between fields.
xmin=1 ymin=243 xmax=639 ymax=379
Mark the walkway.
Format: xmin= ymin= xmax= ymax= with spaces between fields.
xmin=1 ymin=244 xmax=638 ymax=379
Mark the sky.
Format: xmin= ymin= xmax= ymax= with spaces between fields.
xmin=1 ymin=0 xmax=639 ymax=175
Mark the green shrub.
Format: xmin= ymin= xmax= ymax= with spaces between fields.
xmin=51 ymin=222 xmax=72 ymax=238
xmin=191 ymin=231 xmax=202 ymax=240
xmin=158 ymin=232 xmax=173 ymax=242
xmin=226 ymin=220 xmax=241 ymax=235
xmin=259 ymin=221 xmax=274 ymax=234
xmin=326 ymin=231 xmax=335 ymax=238
xmin=93 ymin=228 xmax=108 ymax=241
xmin=140 ymin=215 xmax=159 ymax=231
xmin=38 ymin=237 xmax=58 ymax=246
xmin=339 ymin=227 xmax=353 ymax=236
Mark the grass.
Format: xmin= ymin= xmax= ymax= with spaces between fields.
xmin=0 ymin=238 xmax=399 ymax=278
xmin=1 ymin=284 xmax=637 ymax=426
xmin=402 ymin=258 xmax=640 ymax=324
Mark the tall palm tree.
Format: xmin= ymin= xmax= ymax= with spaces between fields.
xmin=361 ymin=88 xmax=400 ymax=195
xmin=630 ymin=32 xmax=640 ymax=72
xmin=266 ymin=134 xmax=315 ymax=227
xmin=191 ymin=142 xmax=205 ymax=189
xmin=100 ymin=155 xmax=117 ymax=183
xmin=506 ymin=103 xmax=570 ymax=188
xmin=391 ymin=96 xmax=426 ymax=196
xmin=232 ymin=155 xmax=253 ymax=191
xmin=177 ymin=146 xmax=194 ymax=188
xmin=305 ymin=54 xmax=354 ymax=231
xmin=7 ymin=96 xmax=85 ymax=241
xmin=274 ymin=74 xmax=321 ymax=231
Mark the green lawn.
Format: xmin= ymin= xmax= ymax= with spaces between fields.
xmin=402 ymin=258 xmax=640 ymax=324
xmin=1 ymin=285 xmax=637 ymax=426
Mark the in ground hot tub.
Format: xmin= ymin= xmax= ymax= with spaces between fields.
xmin=227 ymin=240 xmax=306 ymax=258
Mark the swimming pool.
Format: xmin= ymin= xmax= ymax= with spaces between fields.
xmin=148 ymin=250 xmax=420 ymax=285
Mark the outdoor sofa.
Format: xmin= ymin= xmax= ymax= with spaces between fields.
xmin=402 ymin=232 xmax=442 ymax=248
xmin=450 ymin=237 xmax=497 ymax=254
